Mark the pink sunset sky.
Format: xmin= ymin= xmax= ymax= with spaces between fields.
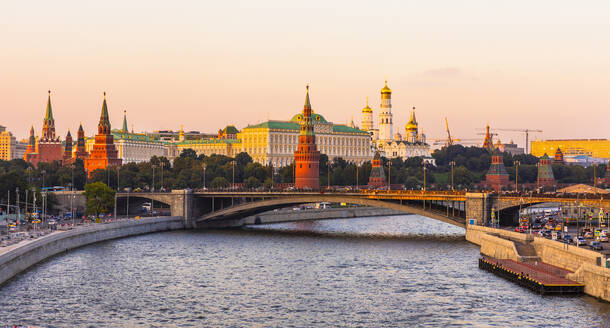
xmin=1 ymin=0 xmax=609 ymax=146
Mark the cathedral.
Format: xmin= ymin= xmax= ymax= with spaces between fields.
xmin=360 ymin=81 xmax=432 ymax=162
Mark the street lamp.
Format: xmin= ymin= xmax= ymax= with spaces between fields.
xmin=231 ymin=161 xmax=236 ymax=189
xmin=202 ymin=163 xmax=207 ymax=189
xmin=536 ymin=162 xmax=540 ymax=192
xmin=423 ymin=164 xmax=427 ymax=192
xmin=356 ymin=163 xmax=359 ymax=190
xmin=41 ymin=170 xmax=46 ymax=224
xmin=593 ymin=163 xmax=597 ymax=188
xmin=387 ymin=161 xmax=392 ymax=190
xmin=514 ymin=160 xmax=520 ymax=193
xmin=151 ymin=164 xmax=157 ymax=192
xmin=449 ymin=161 xmax=455 ymax=191
xmin=160 ymin=162 xmax=165 ymax=191
xmin=327 ymin=160 xmax=331 ymax=189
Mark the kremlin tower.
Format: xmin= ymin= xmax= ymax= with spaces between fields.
xmin=74 ymin=123 xmax=89 ymax=161
xmin=294 ymin=86 xmax=320 ymax=189
xmin=485 ymin=150 xmax=509 ymax=191
xmin=537 ymin=154 xmax=556 ymax=187
xmin=25 ymin=91 xmax=64 ymax=166
xmin=378 ymin=80 xmax=393 ymax=141
xmin=63 ymin=130 xmax=73 ymax=165
xmin=85 ymin=92 xmax=122 ymax=175
xmin=368 ymin=151 xmax=386 ymax=188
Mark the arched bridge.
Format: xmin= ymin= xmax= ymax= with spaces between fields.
xmin=114 ymin=190 xmax=609 ymax=229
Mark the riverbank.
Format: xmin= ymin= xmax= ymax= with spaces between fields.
xmin=466 ymin=225 xmax=610 ymax=302
xmin=0 ymin=217 xmax=185 ymax=286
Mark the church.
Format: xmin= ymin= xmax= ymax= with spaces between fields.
xmin=360 ymin=81 xmax=432 ymax=163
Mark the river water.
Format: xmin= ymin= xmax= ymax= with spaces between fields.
xmin=0 ymin=215 xmax=608 ymax=327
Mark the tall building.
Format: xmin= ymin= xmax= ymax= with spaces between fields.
xmin=378 ymin=80 xmax=393 ymax=141
xmin=485 ymin=151 xmax=509 ymax=191
xmin=24 ymin=91 xmax=64 ymax=166
xmin=0 ymin=126 xmax=26 ymax=161
xmin=85 ymin=93 xmax=122 ymax=175
xmin=531 ymin=139 xmax=609 ymax=159
xmin=294 ymin=86 xmax=320 ymax=189
xmin=537 ymin=153 xmax=555 ymax=187
xmin=368 ymin=151 xmax=386 ymax=188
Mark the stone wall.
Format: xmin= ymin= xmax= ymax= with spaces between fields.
xmin=479 ymin=233 xmax=519 ymax=261
xmin=466 ymin=225 xmax=532 ymax=245
xmin=532 ymin=236 xmax=602 ymax=272
xmin=0 ymin=217 xmax=184 ymax=286
xmin=567 ymin=263 xmax=610 ymax=301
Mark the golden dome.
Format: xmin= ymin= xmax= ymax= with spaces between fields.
xmin=381 ymin=80 xmax=392 ymax=94
xmin=362 ymin=97 xmax=372 ymax=113
xmin=405 ymin=107 xmax=418 ymax=132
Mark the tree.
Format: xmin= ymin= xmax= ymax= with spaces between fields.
xmin=210 ymin=176 xmax=229 ymax=189
xmin=244 ymin=176 xmax=261 ymax=189
xmin=83 ymin=182 xmax=115 ymax=217
xmin=179 ymin=149 xmax=198 ymax=160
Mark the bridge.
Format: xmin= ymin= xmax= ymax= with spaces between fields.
xmin=114 ymin=190 xmax=609 ymax=229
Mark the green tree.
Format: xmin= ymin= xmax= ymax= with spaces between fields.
xmin=83 ymin=182 xmax=115 ymax=217
xmin=244 ymin=176 xmax=261 ymax=189
xmin=210 ymin=176 xmax=229 ymax=189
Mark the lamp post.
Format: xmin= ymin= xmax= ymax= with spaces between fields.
xmin=41 ymin=170 xmax=46 ymax=225
xmin=151 ymin=164 xmax=156 ymax=216
xmin=356 ymin=163 xmax=359 ymax=190
xmin=16 ymin=187 xmax=19 ymax=224
xmin=231 ymin=161 xmax=236 ymax=189
xmin=327 ymin=161 xmax=331 ymax=189
xmin=202 ymin=163 xmax=207 ymax=189
xmin=423 ymin=165 xmax=427 ymax=192
xmin=152 ymin=165 xmax=156 ymax=192
xmin=593 ymin=164 xmax=597 ymax=188
xmin=449 ymin=161 xmax=455 ymax=191
xmin=387 ymin=161 xmax=392 ymax=190
xmin=116 ymin=166 xmax=120 ymax=192
xmin=536 ymin=162 xmax=540 ymax=192
xmin=514 ymin=160 xmax=520 ymax=193
xmin=160 ymin=162 xmax=165 ymax=191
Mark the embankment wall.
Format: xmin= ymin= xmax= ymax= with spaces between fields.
xmin=0 ymin=217 xmax=184 ymax=286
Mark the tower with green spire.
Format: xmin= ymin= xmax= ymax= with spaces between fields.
xmin=42 ymin=90 xmax=56 ymax=140
xmin=294 ymin=85 xmax=320 ymax=189
xmin=85 ymin=92 xmax=122 ymax=175
xmin=122 ymin=110 xmax=128 ymax=133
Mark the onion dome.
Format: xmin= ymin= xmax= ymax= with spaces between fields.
xmin=381 ymin=80 xmax=392 ymax=94
xmin=405 ymin=107 xmax=418 ymax=133
xmin=362 ymin=97 xmax=372 ymax=113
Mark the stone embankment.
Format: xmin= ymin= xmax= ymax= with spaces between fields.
xmin=243 ymin=207 xmax=405 ymax=225
xmin=0 ymin=217 xmax=184 ymax=286
xmin=467 ymin=225 xmax=610 ymax=302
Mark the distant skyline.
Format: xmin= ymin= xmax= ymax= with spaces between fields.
xmin=1 ymin=1 xmax=609 ymax=146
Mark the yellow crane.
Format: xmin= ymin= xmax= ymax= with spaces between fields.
xmin=445 ymin=117 xmax=453 ymax=146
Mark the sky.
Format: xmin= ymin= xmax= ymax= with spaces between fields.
xmin=1 ymin=0 xmax=609 ymax=147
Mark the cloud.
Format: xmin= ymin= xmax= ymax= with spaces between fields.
xmin=421 ymin=67 xmax=465 ymax=78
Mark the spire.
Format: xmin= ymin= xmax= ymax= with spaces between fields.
xmin=45 ymin=90 xmax=54 ymax=121
xmin=122 ymin=110 xmax=128 ymax=133
xmin=66 ymin=129 xmax=71 ymax=137
xmin=304 ymin=85 xmax=311 ymax=111
xmin=78 ymin=122 xmax=84 ymax=132
xmin=28 ymin=126 xmax=36 ymax=145
xmin=98 ymin=92 xmax=111 ymax=134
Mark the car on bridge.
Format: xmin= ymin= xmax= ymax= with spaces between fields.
xmin=589 ymin=241 xmax=603 ymax=251
xmin=573 ymin=236 xmax=586 ymax=247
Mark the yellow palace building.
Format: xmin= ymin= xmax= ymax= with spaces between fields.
xmin=530 ymin=139 xmax=610 ymax=159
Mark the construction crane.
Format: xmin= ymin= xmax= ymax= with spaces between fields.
xmin=444 ymin=117 xmax=453 ymax=146
xmin=491 ymin=128 xmax=542 ymax=154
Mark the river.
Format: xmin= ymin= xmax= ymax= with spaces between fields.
xmin=0 ymin=215 xmax=608 ymax=327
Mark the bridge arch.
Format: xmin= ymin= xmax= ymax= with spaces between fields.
xmin=194 ymin=195 xmax=465 ymax=228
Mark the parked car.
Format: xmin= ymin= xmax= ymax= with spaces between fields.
xmin=589 ymin=241 xmax=603 ymax=251
xmin=515 ymin=227 xmax=525 ymax=233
